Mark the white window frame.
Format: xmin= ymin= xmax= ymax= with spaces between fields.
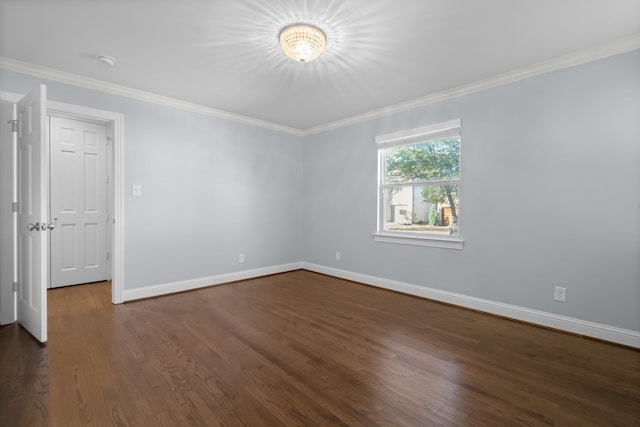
xmin=374 ymin=119 xmax=464 ymax=250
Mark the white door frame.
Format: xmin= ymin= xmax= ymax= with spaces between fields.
xmin=47 ymin=100 xmax=124 ymax=304
xmin=0 ymin=94 xmax=17 ymax=325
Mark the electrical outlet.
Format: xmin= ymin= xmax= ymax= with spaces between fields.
xmin=335 ymin=251 xmax=341 ymax=261
xmin=554 ymin=286 xmax=567 ymax=302
xmin=238 ymin=253 xmax=245 ymax=264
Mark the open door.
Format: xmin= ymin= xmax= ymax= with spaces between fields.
xmin=16 ymin=85 xmax=48 ymax=343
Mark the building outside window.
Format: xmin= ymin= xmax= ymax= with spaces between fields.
xmin=375 ymin=119 xmax=463 ymax=249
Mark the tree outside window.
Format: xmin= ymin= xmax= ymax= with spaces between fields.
xmin=377 ymin=120 xmax=461 ymax=238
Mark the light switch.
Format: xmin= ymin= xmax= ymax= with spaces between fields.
xmin=132 ymin=184 xmax=142 ymax=196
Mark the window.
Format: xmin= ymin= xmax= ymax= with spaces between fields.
xmin=375 ymin=119 xmax=463 ymax=249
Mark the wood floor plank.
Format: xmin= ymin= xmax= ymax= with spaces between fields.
xmin=1 ymin=270 xmax=639 ymax=426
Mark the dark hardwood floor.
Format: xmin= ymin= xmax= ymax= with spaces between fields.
xmin=1 ymin=270 xmax=638 ymax=426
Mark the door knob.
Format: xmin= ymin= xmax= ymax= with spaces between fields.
xmin=45 ymin=222 xmax=55 ymax=231
xmin=27 ymin=222 xmax=41 ymax=231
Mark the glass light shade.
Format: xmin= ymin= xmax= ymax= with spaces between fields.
xmin=280 ymin=24 xmax=326 ymax=63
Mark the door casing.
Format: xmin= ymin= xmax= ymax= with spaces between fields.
xmin=47 ymin=101 xmax=124 ymax=304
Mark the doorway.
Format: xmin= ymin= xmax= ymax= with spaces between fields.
xmin=47 ymin=101 xmax=124 ymax=303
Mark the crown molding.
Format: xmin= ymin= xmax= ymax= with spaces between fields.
xmin=0 ymin=57 xmax=304 ymax=137
xmin=303 ymin=36 xmax=640 ymax=136
xmin=2 ymin=35 xmax=638 ymax=138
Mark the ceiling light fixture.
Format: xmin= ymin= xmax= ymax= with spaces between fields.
xmin=280 ymin=24 xmax=326 ymax=63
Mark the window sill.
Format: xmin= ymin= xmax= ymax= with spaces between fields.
xmin=373 ymin=233 xmax=464 ymax=250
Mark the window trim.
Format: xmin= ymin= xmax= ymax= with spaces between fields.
xmin=375 ymin=119 xmax=462 ymax=148
xmin=375 ymin=119 xmax=464 ymax=250
xmin=373 ymin=232 xmax=464 ymax=250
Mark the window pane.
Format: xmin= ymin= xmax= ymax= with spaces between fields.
xmin=383 ymin=184 xmax=459 ymax=236
xmin=384 ymin=137 xmax=460 ymax=184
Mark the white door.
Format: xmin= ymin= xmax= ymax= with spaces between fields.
xmin=16 ymin=85 xmax=48 ymax=343
xmin=50 ymin=117 xmax=108 ymax=288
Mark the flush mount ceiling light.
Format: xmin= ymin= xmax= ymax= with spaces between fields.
xmin=279 ymin=24 xmax=326 ymax=63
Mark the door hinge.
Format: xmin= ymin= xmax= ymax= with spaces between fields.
xmin=12 ymin=281 xmax=18 ymax=292
xmin=105 ymin=175 xmax=109 ymax=184
xmin=8 ymin=119 xmax=18 ymax=133
xmin=12 ymin=202 xmax=18 ymax=213
xmin=106 ymin=136 xmax=112 ymax=145
xmin=106 ymin=251 xmax=110 ymax=261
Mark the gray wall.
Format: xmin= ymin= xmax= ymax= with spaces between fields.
xmin=303 ymin=49 xmax=640 ymax=331
xmin=0 ymin=99 xmax=15 ymax=324
xmin=1 ymin=49 xmax=638 ymax=332
xmin=0 ymin=70 xmax=304 ymax=290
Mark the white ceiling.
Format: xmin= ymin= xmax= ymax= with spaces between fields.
xmin=1 ymin=0 xmax=639 ymax=132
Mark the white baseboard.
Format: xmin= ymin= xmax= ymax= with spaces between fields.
xmin=120 ymin=260 xmax=639 ymax=348
xmin=122 ymin=262 xmax=304 ymax=302
xmin=301 ymin=263 xmax=640 ymax=349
